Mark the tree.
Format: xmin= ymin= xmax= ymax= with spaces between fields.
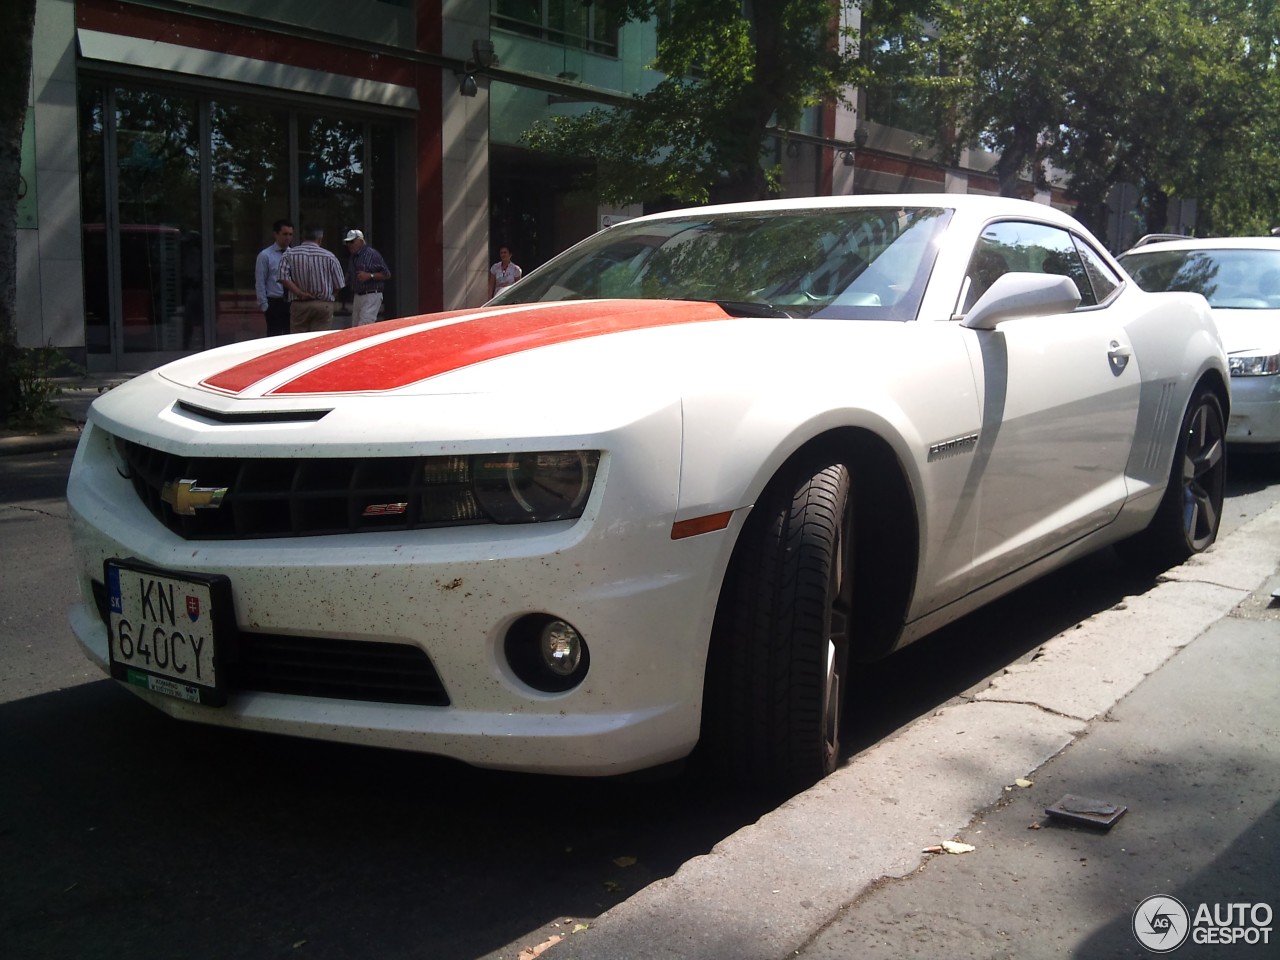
xmin=0 ymin=0 xmax=37 ymax=424
xmin=524 ymin=1 xmax=924 ymax=206
xmin=929 ymin=0 xmax=1090 ymax=198
xmin=930 ymin=0 xmax=1280 ymax=236
xmin=1055 ymin=0 xmax=1278 ymax=237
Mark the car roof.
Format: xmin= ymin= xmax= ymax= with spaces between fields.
xmin=1120 ymin=236 xmax=1280 ymax=256
xmin=624 ymin=193 xmax=1085 ymax=230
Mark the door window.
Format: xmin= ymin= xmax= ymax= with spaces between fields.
xmin=961 ymin=220 xmax=1097 ymax=312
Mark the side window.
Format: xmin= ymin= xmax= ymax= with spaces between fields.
xmin=1072 ymin=235 xmax=1120 ymax=304
xmin=961 ymin=231 xmax=1012 ymax=312
xmin=960 ymin=220 xmax=1094 ymax=313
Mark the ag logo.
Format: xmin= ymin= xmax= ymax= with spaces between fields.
xmin=1133 ymin=895 xmax=1190 ymax=952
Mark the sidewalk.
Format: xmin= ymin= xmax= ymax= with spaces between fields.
xmin=542 ymin=504 xmax=1280 ymax=960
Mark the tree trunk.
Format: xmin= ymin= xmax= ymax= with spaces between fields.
xmin=0 ymin=0 xmax=38 ymax=424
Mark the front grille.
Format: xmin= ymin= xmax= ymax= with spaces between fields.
xmin=90 ymin=579 xmax=449 ymax=707
xmin=117 ymin=438 xmax=487 ymax=540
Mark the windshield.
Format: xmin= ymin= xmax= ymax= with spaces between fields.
xmin=491 ymin=207 xmax=953 ymax=320
xmin=1120 ymin=247 xmax=1280 ymax=309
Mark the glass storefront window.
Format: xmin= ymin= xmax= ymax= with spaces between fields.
xmin=211 ymin=100 xmax=290 ymax=345
xmin=298 ymin=112 xmax=365 ymax=311
xmin=114 ymin=88 xmax=202 ymax=354
xmin=77 ymin=79 xmax=399 ymax=370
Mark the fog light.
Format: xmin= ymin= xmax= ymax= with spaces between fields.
xmin=540 ymin=620 xmax=583 ymax=676
xmin=505 ymin=614 xmax=590 ymax=692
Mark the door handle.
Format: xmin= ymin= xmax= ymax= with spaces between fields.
xmin=1107 ymin=341 xmax=1132 ymax=376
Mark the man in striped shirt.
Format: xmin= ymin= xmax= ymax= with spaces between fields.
xmin=279 ymin=225 xmax=347 ymax=333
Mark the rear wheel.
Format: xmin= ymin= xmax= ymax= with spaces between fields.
xmin=701 ymin=457 xmax=853 ymax=791
xmin=1120 ymin=387 xmax=1226 ymax=568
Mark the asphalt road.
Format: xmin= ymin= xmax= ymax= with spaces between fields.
xmin=1 ymin=449 xmax=1277 ymax=960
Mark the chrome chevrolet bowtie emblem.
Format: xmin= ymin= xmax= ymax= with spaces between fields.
xmin=161 ymin=478 xmax=228 ymax=515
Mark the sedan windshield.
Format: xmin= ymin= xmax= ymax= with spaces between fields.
xmin=491 ymin=207 xmax=953 ymax=320
xmin=1120 ymin=247 xmax=1280 ymax=309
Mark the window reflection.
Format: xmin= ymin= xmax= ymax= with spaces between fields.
xmin=113 ymin=89 xmax=202 ymax=353
xmin=77 ymin=81 xmax=398 ymax=369
xmin=212 ymin=101 xmax=290 ymax=345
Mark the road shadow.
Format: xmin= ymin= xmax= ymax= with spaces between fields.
xmin=0 ymin=681 xmax=773 ymax=960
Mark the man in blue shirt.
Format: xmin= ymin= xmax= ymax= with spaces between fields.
xmin=254 ymin=220 xmax=294 ymax=337
xmin=343 ymin=229 xmax=392 ymax=325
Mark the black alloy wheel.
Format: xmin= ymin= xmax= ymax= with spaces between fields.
xmin=1119 ymin=386 xmax=1226 ymax=569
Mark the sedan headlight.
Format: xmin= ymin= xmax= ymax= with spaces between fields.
xmin=1228 ymin=353 xmax=1280 ymax=377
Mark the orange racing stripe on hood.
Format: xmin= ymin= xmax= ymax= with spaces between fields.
xmin=200 ymin=309 xmax=476 ymax=394
xmin=205 ymin=301 xmax=732 ymax=396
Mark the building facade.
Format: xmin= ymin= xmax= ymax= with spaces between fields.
xmin=17 ymin=0 xmax=1064 ymax=373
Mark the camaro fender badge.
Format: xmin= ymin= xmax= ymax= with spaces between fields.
xmin=927 ymin=432 xmax=980 ymax=462
xmin=161 ymin=478 xmax=229 ymax=515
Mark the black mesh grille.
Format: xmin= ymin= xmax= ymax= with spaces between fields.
xmin=90 ymin=579 xmax=449 ymax=707
xmin=226 ymin=633 xmax=449 ymax=706
xmin=117 ymin=438 xmax=486 ymax=540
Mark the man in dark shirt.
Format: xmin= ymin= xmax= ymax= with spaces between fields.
xmin=343 ymin=229 xmax=392 ymax=325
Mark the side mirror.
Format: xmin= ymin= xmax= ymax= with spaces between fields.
xmin=960 ymin=273 xmax=1082 ymax=330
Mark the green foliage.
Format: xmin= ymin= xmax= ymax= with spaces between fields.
xmin=929 ymin=0 xmax=1280 ymax=234
xmin=0 ymin=341 xmax=83 ymax=432
xmin=524 ymin=0 xmax=883 ymax=205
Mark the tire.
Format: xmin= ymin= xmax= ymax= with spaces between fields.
xmin=1120 ymin=387 xmax=1226 ymax=569
xmin=701 ymin=457 xmax=853 ymax=791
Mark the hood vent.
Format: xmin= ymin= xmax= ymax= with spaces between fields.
xmin=176 ymin=400 xmax=331 ymax=424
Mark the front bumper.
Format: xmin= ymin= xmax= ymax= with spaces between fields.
xmin=67 ymin=411 xmax=739 ymax=776
xmin=1226 ymin=374 xmax=1280 ymax=447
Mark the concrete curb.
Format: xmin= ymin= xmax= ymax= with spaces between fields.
xmin=546 ymin=503 xmax=1280 ymax=960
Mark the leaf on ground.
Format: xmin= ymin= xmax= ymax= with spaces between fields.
xmin=924 ymin=840 xmax=976 ymax=854
xmin=612 ymin=855 xmax=637 ymax=868
xmin=603 ymin=879 xmax=622 ymax=892
xmin=572 ymin=923 xmax=590 ymax=934
xmin=517 ymin=934 xmax=563 ymax=960
xmin=1015 ymin=778 xmax=1034 ymax=788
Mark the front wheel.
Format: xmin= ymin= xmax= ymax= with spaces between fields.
xmin=700 ymin=457 xmax=853 ymax=791
xmin=1120 ymin=387 xmax=1226 ymax=568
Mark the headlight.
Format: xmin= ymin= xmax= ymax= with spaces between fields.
xmin=1228 ymin=353 xmax=1280 ymax=377
xmin=472 ymin=451 xmax=600 ymax=523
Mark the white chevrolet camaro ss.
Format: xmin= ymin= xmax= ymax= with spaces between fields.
xmin=67 ymin=195 xmax=1230 ymax=790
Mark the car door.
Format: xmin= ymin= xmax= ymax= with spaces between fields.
xmin=960 ymin=220 xmax=1139 ymax=584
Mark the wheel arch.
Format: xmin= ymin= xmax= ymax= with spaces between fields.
xmin=1197 ymin=366 xmax=1230 ymax=421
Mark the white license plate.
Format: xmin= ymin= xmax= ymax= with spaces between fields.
xmin=105 ymin=561 xmax=231 ymax=706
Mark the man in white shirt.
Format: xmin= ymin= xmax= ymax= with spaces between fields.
xmin=254 ymin=220 xmax=293 ymax=336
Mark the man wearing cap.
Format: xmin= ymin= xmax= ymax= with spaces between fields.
xmin=278 ymin=224 xmax=347 ymax=333
xmin=344 ymin=229 xmax=392 ymax=326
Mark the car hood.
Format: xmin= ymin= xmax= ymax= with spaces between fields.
xmin=1209 ymin=308 xmax=1280 ymax=356
xmin=162 ymin=300 xmax=737 ymax=397
xmin=87 ymin=299 xmax=877 ymax=455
